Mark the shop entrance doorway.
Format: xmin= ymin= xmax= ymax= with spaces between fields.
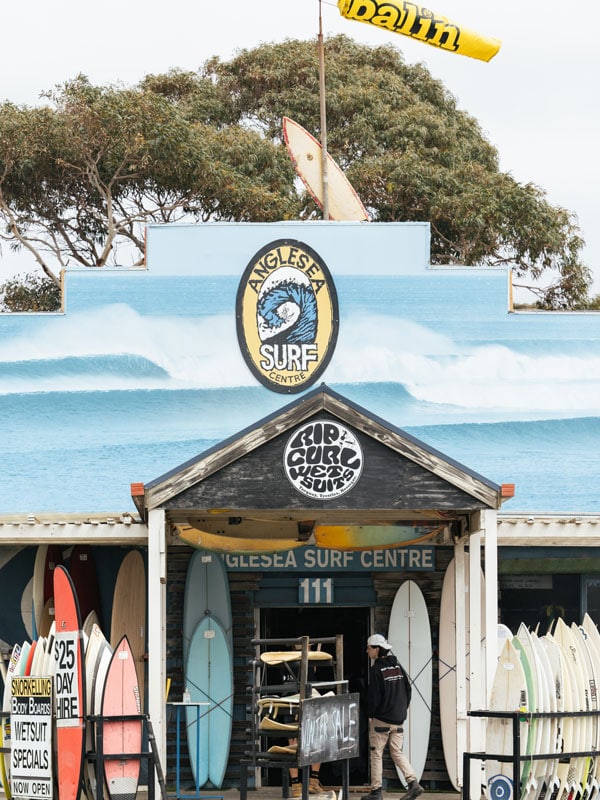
xmin=260 ymin=605 xmax=371 ymax=786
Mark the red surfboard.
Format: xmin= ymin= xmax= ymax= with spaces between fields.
xmin=68 ymin=544 xmax=101 ymax=627
xmin=53 ymin=564 xmax=86 ymax=800
xmin=101 ymin=635 xmax=142 ymax=800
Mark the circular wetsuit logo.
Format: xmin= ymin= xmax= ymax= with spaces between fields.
xmin=236 ymin=239 xmax=339 ymax=394
xmin=284 ymin=420 xmax=363 ymax=499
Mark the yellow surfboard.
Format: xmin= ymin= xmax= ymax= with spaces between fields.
xmin=313 ymin=523 xmax=444 ymax=551
xmin=283 ymin=117 xmax=370 ymax=222
xmin=177 ymin=525 xmax=304 ymax=553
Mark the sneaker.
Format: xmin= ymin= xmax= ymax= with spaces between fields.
xmin=291 ymin=783 xmax=303 ymax=797
xmin=405 ymin=782 xmax=424 ymax=800
xmin=360 ymin=789 xmax=383 ymax=800
xmin=309 ymin=777 xmax=325 ymax=794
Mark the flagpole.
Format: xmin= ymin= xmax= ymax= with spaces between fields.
xmin=318 ymin=0 xmax=330 ymax=220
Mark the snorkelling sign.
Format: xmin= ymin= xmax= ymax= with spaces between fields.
xmin=236 ymin=239 xmax=339 ymax=393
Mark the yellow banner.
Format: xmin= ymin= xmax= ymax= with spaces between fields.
xmin=337 ymin=0 xmax=501 ymax=62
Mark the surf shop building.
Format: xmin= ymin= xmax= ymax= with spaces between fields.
xmin=2 ymin=222 xmax=600 ymax=797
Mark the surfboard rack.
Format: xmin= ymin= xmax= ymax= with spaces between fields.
xmin=166 ymin=702 xmax=224 ymax=800
xmin=89 ymin=712 xmax=167 ymax=800
xmin=462 ymin=708 xmax=600 ymax=800
xmin=241 ymin=635 xmax=355 ymax=800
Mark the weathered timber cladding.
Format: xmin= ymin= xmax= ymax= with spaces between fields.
xmin=165 ymin=543 xmax=455 ymax=790
xmin=162 ymin=413 xmax=486 ymax=513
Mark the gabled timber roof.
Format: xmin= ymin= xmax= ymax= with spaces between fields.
xmin=134 ymin=384 xmax=504 ymax=517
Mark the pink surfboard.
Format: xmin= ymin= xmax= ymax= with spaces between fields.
xmin=53 ymin=564 xmax=86 ymax=800
xmin=101 ymin=635 xmax=142 ymax=800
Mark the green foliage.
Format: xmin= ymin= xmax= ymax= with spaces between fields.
xmin=0 ymin=272 xmax=61 ymax=312
xmin=0 ymin=35 xmax=592 ymax=309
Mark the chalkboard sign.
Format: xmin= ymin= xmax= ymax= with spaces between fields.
xmin=298 ymin=692 xmax=360 ymax=767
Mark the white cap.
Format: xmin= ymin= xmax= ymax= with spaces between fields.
xmin=367 ymin=634 xmax=391 ymax=650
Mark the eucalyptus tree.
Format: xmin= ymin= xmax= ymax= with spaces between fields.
xmin=0 ymin=36 xmax=591 ymax=309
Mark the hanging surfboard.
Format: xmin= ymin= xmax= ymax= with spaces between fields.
xmin=387 ymin=580 xmax=432 ymax=785
xmin=110 ymin=550 xmax=146 ymax=713
xmin=438 ymin=554 xmax=485 ymax=791
xmin=185 ymin=615 xmax=233 ymax=789
xmin=283 ymin=117 xmax=370 ymax=222
xmin=53 ymin=564 xmax=86 ymax=800
xmin=183 ymin=549 xmax=232 ymax=665
xmin=101 ymin=636 xmax=142 ymax=800
xmin=177 ymin=525 xmax=304 ymax=554
xmin=313 ymin=523 xmax=443 ymax=551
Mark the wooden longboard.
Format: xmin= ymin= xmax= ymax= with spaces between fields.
xmin=110 ymin=551 xmax=146 ymax=713
xmin=388 ymin=580 xmax=431 ymax=784
xmin=53 ymin=564 xmax=86 ymax=800
xmin=101 ymin=636 xmax=142 ymax=800
xmin=283 ymin=116 xmax=369 ymax=222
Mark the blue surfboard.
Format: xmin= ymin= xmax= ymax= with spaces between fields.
xmin=183 ymin=550 xmax=232 ymax=665
xmin=185 ymin=614 xmax=233 ymax=789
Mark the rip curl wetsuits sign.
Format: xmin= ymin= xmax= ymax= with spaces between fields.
xmin=284 ymin=420 xmax=363 ymax=500
xmin=236 ymin=239 xmax=339 ymax=393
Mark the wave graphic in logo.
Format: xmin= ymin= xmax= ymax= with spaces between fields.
xmin=236 ymin=240 xmax=339 ymax=393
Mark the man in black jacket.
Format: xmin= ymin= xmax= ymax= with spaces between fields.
xmin=361 ymin=634 xmax=424 ymax=800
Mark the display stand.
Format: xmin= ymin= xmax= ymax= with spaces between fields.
xmin=167 ymin=702 xmax=224 ymax=800
xmin=241 ymin=635 xmax=357 ymax=800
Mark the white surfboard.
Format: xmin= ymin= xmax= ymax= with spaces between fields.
xmin=387 ymin=579 xmax=432 ymax=785
xmin=540 ymin=634 xmax=566 ymax=800
xmin=486 ymin=638 xmax=529 ymax=800
xmin=439 ymin=555 xmax=485 ymax=791
xmin=84 ymin=623 xmax=113 ymax=800
xmin=283 ymin=116 xmax=370 ymax=222
xmin=530 ymin=630 xmax=560 ymax=798
xmin=513 ymin=625 xmax=542 ymax=799
xmin=552 ymin=620 xmax=587 ymax=799
xmin=570 ymin=622 xmax=598 ymax=799
xmin=497 ymin=624 xmax=513 ymax=656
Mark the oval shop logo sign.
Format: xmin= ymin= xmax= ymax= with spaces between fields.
xmin=236 ymin=239 xmax=339 ymax=393
xmin=284 ymin=420 xmax=364 ymax=500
